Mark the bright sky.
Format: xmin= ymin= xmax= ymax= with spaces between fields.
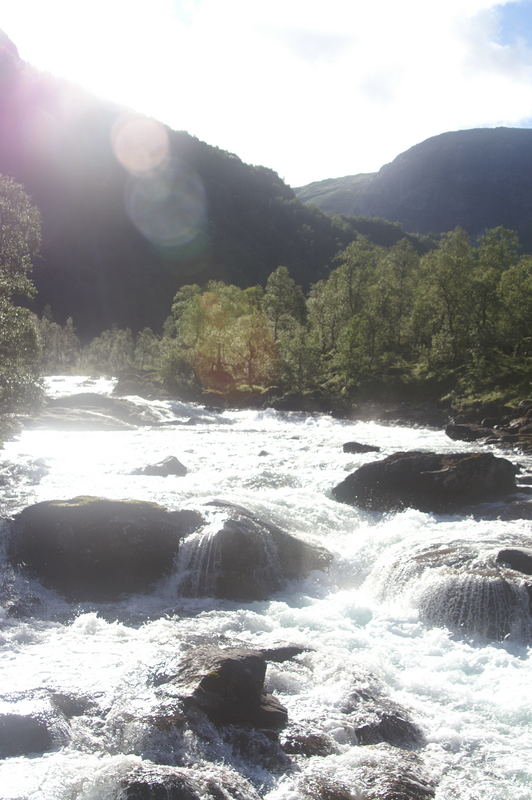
xmin=3 ymin=0 xmax=532 ymax=187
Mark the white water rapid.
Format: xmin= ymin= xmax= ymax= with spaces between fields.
xmin=0 ymin=376 xmax=531 ymax=800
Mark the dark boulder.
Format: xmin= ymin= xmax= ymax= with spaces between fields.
xmin=332 ymin=450 xmax=517 ymax=512
xmin=0 ymin=711 xmax=68 ymax=758
xmin=164 ymin=646 xmax=288 ymax=730
xmin=342 ymin=442 xmax=380 ymax=454
xmin=133 ymin=456 xmax=188 ymax=477
xmin=445 ymin=423 xmax=494 ymax=442
xmin=9 ymin=497 xmax=203 ymax=601
xmin=496 ymin=548 xmax=532 ymax=575
xmin=180 ymin=506 xmax=331 ymax=600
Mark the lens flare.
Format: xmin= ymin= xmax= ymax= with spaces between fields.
xmin=125 ymin=158 xmax=207 ymax=250
xmin=112 ymin=113 xmax=208 ymax=254
xmin=112 ymin=114 xmax=169 ymax=175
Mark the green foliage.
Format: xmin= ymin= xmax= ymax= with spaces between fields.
xmin=0 ymin=176 xmax=42 ymax=437
xmin=50 ymin=223 xmax=530 ymax=410
xmin=169 ymin=281 xmax=277 ymax=390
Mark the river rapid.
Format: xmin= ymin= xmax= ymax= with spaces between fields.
xmin=0 ymin=376 xmax=531 ymax=800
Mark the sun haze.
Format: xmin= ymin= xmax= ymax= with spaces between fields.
xmin=2 ymin=0 xmax=532 ymax=185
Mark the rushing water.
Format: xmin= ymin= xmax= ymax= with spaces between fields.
xmin=0 ymin=376 xmax=531 ymax=800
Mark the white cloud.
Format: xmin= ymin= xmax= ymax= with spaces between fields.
xmin=2 ymin=0 xmax=532 ymax=185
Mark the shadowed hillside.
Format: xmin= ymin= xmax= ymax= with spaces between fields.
xmin=0 ymin=33 xmax=419 ymax=338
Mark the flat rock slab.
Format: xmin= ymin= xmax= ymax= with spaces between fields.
xmin=25 ymin=393 xmax=161 ymax=430
xmin=332 ymin=450 xmax=517 ymax=512
xmin=10 ymin=497 xmax=203 ymax=601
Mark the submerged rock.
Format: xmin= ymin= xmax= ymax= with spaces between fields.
xmin=9 ymin=497 xmax=203 ymax=601
xmin=332 ymin=450 xmax=517 ymax=512
xmin=496 ymin=548 xmax=532 ymax=576
xmin=298 ymin=745 xmax=435 ymax=800
xmin=133 ymin=456 xmax=188 ymax=477
xmin=179 ymin=505 xmax=331 ymax=601
xmin=164 ymin=646 xmax=288 ymax=730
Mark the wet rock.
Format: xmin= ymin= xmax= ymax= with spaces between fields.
xmin=260 ymin=645 xmax=310 ymax=662
xmin=342 ymin=681 xmax=425 ymax=750
xmin=133 ymin=456 xmax=188 ymax=477
xmin=223 ymin=726 xmax=292 ymax=772
xmin=332 ymin=451 xmax=517 ymax=512
xmin=496 ymin=548 xmax=532 ymax=575
xmin=120 ymin=764 xmax=261 ymax=800
xmin=50 ymin=692 xmax=97 ymax=718
xmin=0 ymin=711 xmax=68 ymax=757
xmin=164 ymin=646 xmax=288 ymax=730
xmin=282 ymin=730 xmax=339 ymax=756
xmin=180 ymin=506 xmax=331 ymax=601
xmin=9 ymin=497 xmax=203 ymax=601
xmin=342 ymin=441 xmax=380 ymax=454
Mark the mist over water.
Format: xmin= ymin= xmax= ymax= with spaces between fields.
xmin=0 ymin=377 xmax=531 ymax=799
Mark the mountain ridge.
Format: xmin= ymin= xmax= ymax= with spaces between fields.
xmin=295 ymin=126 xmax=532 ymax=247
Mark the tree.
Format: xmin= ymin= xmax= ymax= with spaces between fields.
xmin=0 ymin=176 xmax=42 ymax=434
xmin=263 ymin=266 xmax=306 ymax=340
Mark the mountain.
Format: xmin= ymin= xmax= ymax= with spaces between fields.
xmin=0 ymin=33 xmax=417 ymax=339
xmin=295 ymin=128 xmax=532 ymax=247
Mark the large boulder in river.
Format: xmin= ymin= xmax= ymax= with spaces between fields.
xmin=332 ymin=451 xmax=517 ymax=512
xmin=180 ymin=504 xmax=331 ymax=600
xmin=164 ymin=646 xmax=288 ymax=730
xmin=9 ymin=497 xmax=203 ymax=601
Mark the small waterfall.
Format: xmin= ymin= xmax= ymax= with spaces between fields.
xmin=175 ymin=516 xmax=283 ymax=601
xmin=176 ymin=525 xmax=223 ymax=598
xmin=418 ymin=572 xmax=532 ymax=642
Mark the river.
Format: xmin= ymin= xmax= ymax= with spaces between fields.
xmin=0 ymin=376 xmax=531 ymax=800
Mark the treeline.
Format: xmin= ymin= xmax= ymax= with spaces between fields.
xmin=41 ymin=226 xmax=532 ymax=406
